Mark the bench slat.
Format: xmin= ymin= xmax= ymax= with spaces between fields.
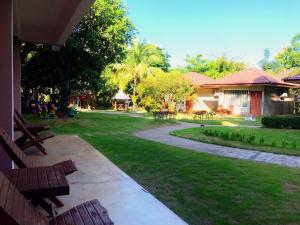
xmin=4 ymin=182 xmax=15 ymax=215
xmin=84 ymin=201 xmax=105 ymax=225
xmin=0 ymin=173 xmax=10 ymax=207
xmin=17 ymin=168 xmax=28 ymax=191
xmin=63 ymin=211 xmax=76 ymax=225
xmin=56 ymin=214 xmax=66 ymax=225
xmin=27 ymin=167 xmax=38 ymax=192
xmin=91 ymin=199 xmax=114 ymax=225
xmin=69 ymin=207 xmax=85 ymax=225
xmin=38 ymin=167 xmax=49 ymax=191
xmin=46 ymin=166 xmax=59 ymax=188
xmin=77 ymin=203 xmax=94 ymax=225
xmin=54 ymin=165 xmax=69 ymax=190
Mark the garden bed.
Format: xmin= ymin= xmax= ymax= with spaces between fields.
xmin=171 ymin=126 xmax=300 ymax=156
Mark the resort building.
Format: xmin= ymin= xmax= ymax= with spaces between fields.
xmin=186 ymin=69 xmax=298 ymax=116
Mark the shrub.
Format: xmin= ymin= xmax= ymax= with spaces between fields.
xmin=244 ymin=134 xmax=256 ymax=144
xmin=262 ymin=115 xmax=300 ymax=129
xmin=282 ymin=141 xmax=288 ymax=148
xmin=230 ymin=132 xmax=236 ymax=141
xmin=214 ymin=130 xmax=219 ymax=137
xmin=259 ymin=137 xmax=265 ymax=144
xmin=204 ymin=129 xmax=208 ymax=135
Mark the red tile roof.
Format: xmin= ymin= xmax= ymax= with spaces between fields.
xmin=283 ymin=73 xmax=300 ymax=81
xmin=203 ymin=68 xmax=298 ymax=88
xmin=185 ymin=72 xmax=214 ymax=86
xmin=276 ymin=69 xmax=293 ymax=80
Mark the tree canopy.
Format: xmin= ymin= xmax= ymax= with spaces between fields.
xmin=260 ymin=33 xmax=300 ymax=74
xmin=184 ymin=54 xmax=246 ymax=79
xmin=108 ymin=39 xmax=170 ymax=108
xmin=21 ymin=0 xmax=135 ymax=107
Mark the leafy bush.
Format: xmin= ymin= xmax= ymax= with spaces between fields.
xmin=262 ymin=115 xmax=300 ymax=129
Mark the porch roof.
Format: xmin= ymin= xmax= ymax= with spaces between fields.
xmin=202 ymin=68 xmax=299 ymax=88
xmin=185 ymin=72 xmax=214 ymax=86
xmin=13 ymin=0 xmax=95 ymax=45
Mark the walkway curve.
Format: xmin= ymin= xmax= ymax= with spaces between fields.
xmin=134 ymin=122 xmax=300 ymax=168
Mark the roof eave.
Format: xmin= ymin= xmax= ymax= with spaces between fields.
xmin=202 ymin=82 xmax=299 ymax=88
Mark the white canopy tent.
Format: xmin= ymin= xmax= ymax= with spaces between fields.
xmin=112 ymin=90 xmax=131 ymax=111
xmin=112 ymin=89 xmax=131 ymax=100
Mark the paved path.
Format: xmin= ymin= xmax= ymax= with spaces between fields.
xmin=134 ymin=122 xmax=300 ymax=168
xmin=30 ymin=135 xmax=188 ymax=225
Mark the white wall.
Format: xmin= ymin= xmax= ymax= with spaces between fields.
xmin=192 ymin=88 xmax=217 ymax=112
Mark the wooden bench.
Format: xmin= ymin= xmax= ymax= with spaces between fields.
xmin=0 ymin=171 xmax=114 ymax=225
xmin=4 ymin=166 xmax=70 ymax=215
xmin=5 ymin=166 xmax=69 ymax=199
xmin=0 ymin=128 xmax=77 ymax=176
xmin=0 ymin=128 xmax=77 ymax=209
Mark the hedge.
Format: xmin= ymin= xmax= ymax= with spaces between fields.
xmin=262 ymin=115 xmax=300 ymax=129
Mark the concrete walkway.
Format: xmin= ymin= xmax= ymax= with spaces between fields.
xmin=134 ymin=122 xmax=300 ymax=168
xmin=29 ymin=135 xmax=188 ymax=225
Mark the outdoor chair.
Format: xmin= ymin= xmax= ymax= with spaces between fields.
xmin=0 ymin=128 xmax=77 ymax=176
xmin=4 ymin=166 xmax=70 ymax=215
xmin=14 ymin=109 xmax=50 ymax=135
xmin=215 ymin=105 xmax=226 ymax=116
xmin=0 ymin=128 xmax=77 ymax=208
xmin=14 ymin=115 xmax=54 ymax=155
xmin=0 ymin=171 xmax=114 ymax=225
xmin=227 ymin=105 xmax=234 ymax=115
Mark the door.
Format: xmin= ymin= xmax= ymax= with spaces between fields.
xmin=250 ymin=91 xmax=262 ymax=116
xmin=185 ymin=100 xmax=193 ymax=113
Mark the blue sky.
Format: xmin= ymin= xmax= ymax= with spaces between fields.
xmin=123 ymin=0 xmax=300 ymax=67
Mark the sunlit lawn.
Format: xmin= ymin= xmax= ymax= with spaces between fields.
xmin=26 ymin=112 xmax=300 ymax=225
xmin=171 ymin=126 xmax=300 ymax=156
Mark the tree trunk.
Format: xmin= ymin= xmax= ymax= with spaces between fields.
xmin=22 ymin=86 xmax=31 ymax=112
xmin=59 ymin=66 xmax=71 ymax=115
xmin=132 ymin=73 xmax=137 ymax=110
xmin=61 ymin=79 xmax=70 ymax=111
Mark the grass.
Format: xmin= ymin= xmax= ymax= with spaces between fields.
xmin=177 ymin=114 xmax=262 ymax=127
xmin=26 ymin=112 xmax=300 ymax=225
xmin=171 ymin=126 xmax=300 ymax=156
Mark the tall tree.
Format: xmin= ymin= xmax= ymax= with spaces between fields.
xmin=276 ymin=47 xmax=300 ymax=69
xmin=291 ymin=33 xmax=300 ymax=50
xmin=262 ymin=33 xmax=300 ymax=73
xmin=258 ymin=48 xmax=280 ymax=71
xmin=113 ymin=39 xmax=169 ymax=109
xmin=21 ymin=0 xmax=135 ymax=109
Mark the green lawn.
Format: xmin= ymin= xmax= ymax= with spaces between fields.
xmin=171 ymin=126 xmax=300 ymax=156
xmin=26 ymin=112 xmax=300 ymax=225
xmin=177 ymin=114 xmax=262 ymax=127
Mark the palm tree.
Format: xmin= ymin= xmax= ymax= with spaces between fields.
xmin=114 ymin=39 xmax=164 ymax=109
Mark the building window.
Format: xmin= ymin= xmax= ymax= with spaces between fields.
xmin=223 ymin=90 xmax=248 ymax=107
